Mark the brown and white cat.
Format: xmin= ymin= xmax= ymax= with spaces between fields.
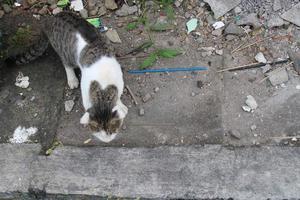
xmin=16 ymin=12 xmax=128 ymax=142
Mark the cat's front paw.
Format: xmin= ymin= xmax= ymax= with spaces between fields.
xmin=68 ymin=78 xmax=79 ymax=89
xmin=80 ymin=112 xmax=89 ymax=125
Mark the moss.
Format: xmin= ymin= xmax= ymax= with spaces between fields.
xmin=8 ymin=25 xmax=32 ymax=48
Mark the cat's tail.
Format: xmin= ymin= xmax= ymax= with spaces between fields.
xmin=14 ymin=32 xmax=49 ymax=65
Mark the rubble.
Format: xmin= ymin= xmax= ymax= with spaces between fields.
xmin=203 ymin=0 xmax=241 ymax=19
xmin=138 ymin=107 xmax=145 ymax=116
xmin=225 ymin=23 xmax=244 ymax=35
xmin=65 ymin=100 xmax=75 ymax=112
xmin=15 ymin=72 xmax=30 ymax=89
xmin=105 ymin=29 xmax=122 ymax=43
xmin=115 ymin=4 xmax=137 ymax=17
xmin=267 ymin=15 xmax=285 ymax=28
xmin=245 ymin=95 xmax=258 ymax=110
xmin=236 ymin=13 xmax=262 ymax=29
xmin=255 ymin=52 xmax=267 ymax=63
xmin=268 ymin=69 xmax=289 ymax=86
xmin=104 ymin=0 xmax=118 ymax=10
xmin=281 ymin=3 xmax=300 ymax=27
xmin=228 ymin=129 xmax=241 ymax=139
xmin=142 ymin=93 xmax=151 ymax=103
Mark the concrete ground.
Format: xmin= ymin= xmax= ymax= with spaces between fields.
xmin=1 ymin=0 xmax=300 ymax=199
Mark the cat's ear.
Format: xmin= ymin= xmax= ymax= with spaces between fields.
xmin=104 ymin=85 xmax=118 ymax=103
xmin=89 ymin=81 xmax=102 ymax=103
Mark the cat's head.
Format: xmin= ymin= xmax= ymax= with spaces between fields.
xmin=84 ymin=81 xmax=125 ymax=142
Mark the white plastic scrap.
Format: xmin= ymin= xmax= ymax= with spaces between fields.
xmin=70 ymin=0 xmax=84 ymax=11
xmin=212 ymin=21 xmax=225 ymax=29
xmin=9 ymin=126 xmax=38 ymax=143
xmin=255 ymin=52 xmax=267 ymax=63
xmin=15 ymin=72 xmax=30 ymax=89
xmin=14 ymin=2 xmax=21 ymax=6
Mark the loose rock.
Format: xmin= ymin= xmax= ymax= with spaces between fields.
xmin=98 ymin=7 xmax=107 ymax=16
xmin=251 ymin=125 xmax=257 ymax=131
xmin=234 ymin=6 xmax=242 ymax=14
xmin=65 ymin=100 xmax=75 ymax=112
xmin=267 ymin=15 xmax=285 ymax=28
xmin=242 ymin=105 xmax=251 ymax=112
xmin=228 ymin=129 xmax=241 ymax=139
xmin=261 ymin=64 xmax=271 ymax=73
xmin=245 ymin=95 xmax=258 ymax=110
xmin=52 ymin=7 xmax=62 ymax=15
xmin=104 ymin=0 xmax=118 ymax=10
xmin=225 ymin=23 xmax=244 ymax=35
xmin=212 ymin=28 xmax=222 ymax=36
xmin=154 ymin=87 xmax=160 ymax=93
xmin=203 ymin=0 xmax=241 ymax=19
xmin=115 ymin=4 xmax=137 ymax=16
xmin=255 ymin=52 xmax=267 ymax=63
xmin=142 ymin=93 xmax=151 ymax=103
xmin=105 ymin=29 xmax=122 ymax=43
xmin=281 ymin=3 xmax=300 ymax=27
xmin=268 ymin=69 xmax=289 ymax=86
xmin=236 ymin=13 xmax=262 ymax=29
xmin=27 ymin=0 xmax=37 ymax=5
xmin=38 ymin=5 xmax=48 ymax=15
xmin=80 ymin=9 xmax=88 ymax=18
xmin=2 ymin=4 xmax=12 ymax=13
xmin=215 ymin=49 xmax=223 ymax=55
xmin=138 ymin=107 xmax=145 ymax=116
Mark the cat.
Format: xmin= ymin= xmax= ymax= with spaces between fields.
xmin=15 ymin=12 xmax=128 ymax=142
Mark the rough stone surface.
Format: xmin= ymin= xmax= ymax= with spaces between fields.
xmin=273 ymin=0 xmax=282 ymax=11
xmin=211 ymin=28 xmax=222 ymax=36
xmin=104 ymin=0 xmax=118 ymax=10
xmin=64 ymin=100 xmax=74 ymax=112
xmin=268 ymin=69 xmax=289 ymax=86
xmin=105 ymin=29 xmax=122 ymax=43
xmin=2 ymin=144 xmax=300 ymax=199
xmin=236 ymin=13 xmax=262 ymax=28
xmin=115 ymin=4 xmax=138 ymax=16
xmin=281 ymin=3 xmax=300 ymax=27
xmin=225 ymin=22 xmax=244 ymax=35
xmin=203 ymin=0 xmax=241 ymax=19
xmin=267 ymin=15 xmax=285 ymax=28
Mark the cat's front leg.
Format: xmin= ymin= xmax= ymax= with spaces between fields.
xmin=116 ymin=99 xmax=128 ymax=116
xmin=80 ymin=112 xmax=90 ymax=125
xmin=64 ymin=66 xmax=79 ymax=89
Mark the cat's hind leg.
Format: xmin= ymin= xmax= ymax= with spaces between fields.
xmin=64 ymin=65 xmax=79 ymax=89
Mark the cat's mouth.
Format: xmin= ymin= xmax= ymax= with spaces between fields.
xmin=92 ymin=131 xmax=117 ymax=143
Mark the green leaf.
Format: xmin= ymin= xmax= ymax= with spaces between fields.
xmin=126 ymin=22 xmax=138 ymax=31
xmin=57 ymin=0 xmax=69 ymax=7
xmin=156 ymin=48 xmax=181 ymax=58
xmin=139 ymin=53 xmax=158 ymax=69
xmin=87 ymin=18 xmax=101 ymax=28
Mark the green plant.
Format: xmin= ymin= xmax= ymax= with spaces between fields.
xmin=3 ymin=0 xmax=14 ymax=5
xmin=8 ymin=26 xmax=32 ymax=47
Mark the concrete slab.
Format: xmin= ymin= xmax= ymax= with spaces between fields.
xmin=1 ymin=144 xmax=300 ymax=199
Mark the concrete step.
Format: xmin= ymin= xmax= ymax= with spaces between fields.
xmin=1 ymin=144 xmax=300 ymax=199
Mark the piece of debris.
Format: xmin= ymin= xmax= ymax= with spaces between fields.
xmin=291 ymin=137 xmax=298 ymax=142
xmin=250 ymin=125 xmax=257 ymax=131
xmin=261 ymin=64 xmax=272 ymax=73
xmin=38 ymin=5 xmax=48 ymax=15
xmin=281 ymin=3 xmax=300 ymax=27
xmin=234 ymin=6 xmax=242 ymax=14
xmin=186 ymin=18 xmax=198 ymax=34
xmin=212 ymin=21 xmax=225 ymax=29
xmin=215 ymin=49 xmax=223 ymax=55
xmin=70 ymin=0 xmax=83 ymax=11
xmin=268 ymin=69 xmax=289 ymax=86
xmin=174 ymin=0 xmax=183 ymax=7
xmin=9 ymin=126 xmax=38 ymax=144
xmin=197 ymin=80 xmax=204 ymax=88
xmin=115 ymin=4 xmax=137 ymax=16
xmin=203 ymin=0 xmax=241 ymax=19
xmin=15 ymin=72 xmax=30 ymax=89
xmin=105 ymin=29 xmax=122 ymax=43
xmin=79 ymin=9 xmax=88 ymax=18
xmin=104 ymin=0 xmax=118 ymax=10
xmin=191 ymin=92 xmax=196 ymax=97
xmin=125 ymin=85 xmax=138 ymax=105
xmin=83 ymin=138 xmax=92 ymax=144
xmin=245 ymin=95 xmax=258 ymax=110
xmin=296 ymin=85 xmax=300 ymax=90
xmin=14 ymin=2 xmax=21 ymax=6
xmin=52 ymin=7 xmax=63 ymax=15
xmin=225 ymin=23 xmax=244 ymax=35
xmin=236 ymin=13 xmax=262 ymax=29
xmin=64 ymin=100 xmax=75 ymax=112
xmin=255 ymin=52 xmax=267 ymax=63
xmin=242 ymin=105 xmax=251 ymax=112
xmin=228 ymin=129 xmax=241 ymax=140
xmin=273 ymin=0 xmax=282 ymax=11
xmin=212 ymin=29 xmax=222 ymax=36
xmin=138 ymin=107 xmax=145 ymax=116
xmin=154 ymin=87 xmax=160 ymax=93
xmin=142 ymin=93 xmax=151 ymax=103
xmin=267 ymin=15 xmax=285 ymax=28
xmin=287 ymin=50 xmax=300 ymax=75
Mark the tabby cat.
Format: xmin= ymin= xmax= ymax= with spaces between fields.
xmin=16 ymin=12 xmax=128 ymax=142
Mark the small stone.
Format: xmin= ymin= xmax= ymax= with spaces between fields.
xmin=191 ymin=92 xmax=196 ymax=97
xmin=34 ymin=113 xmax=38 ymax=117
xmin=30 ymin=96 xmax=35 ymax=101
xmin=142 ymin=93 xmax=151 ymax=103
xmin=27 ymin=0 xmax=37 ymax=5
xmin=98 ymin=6 xmax=107 ymax=16
xmin=105 ymin=29 xmax=122 ymax=43
xmin=65 ymin=100 xmax=75 ymax=112
xmin=115 ymin=4 xmax=137 ymax=16
xmin=138 ymin=107 xmax=145 ymax=116
xmin=79 ymin=8 xmax=88 ymax=18
xmin=251 ymin=125 xmax=257 ymax=131
xmin=215 ymin=49 xmax=223 ymax=55
xmin=104 ymin=0 xmax=118 ymax=10
xmin=52 ymin=7 xmax=62 ymax=15
xmin=236 ymin=13 xmax=262 ymax=29
xmin=267 ymin=15 xmax=284 ymax=28
xmin=2 ymin=4 xmax=12 ymax=13
xmin=291 ymin=137 xmax=298 ymax=142
xmin=49 ymin=4 xmax=57 ymax=9
xmin=228 ymin=129 xmax=241 ymax=139
xmin=242 ymin=105 xmax=251 ymax=112
xmin=184 ymin=12 xmax=191 ymax=19
xmin=245 ymin=95 xmax=258 ymax=110
xmin=206 ymin=15 xmax=215 ymax=25
xmin=154 ymin=87 xmax=159 ymax=93
xmin=226 ymin=35 xmax=236 ymax=41
xmin=225 ymin=23 xmax=244 ymax=35
xmin=255 ymin=52 xmax=267 ymax=63
xmin=174 ymin=0 xmax=182 ymax=7
xmin=0 ymin=10 xmax=5 ymax=18
xmin=296 ymin=85 xmax=300 ymax=90
xmin=273 ymin=0 xmax=282 ymax=11
xmin=253 ymin=133 xmax=258 ymax=137
xmin=261 ymin=64 xmax=271 ymax=73
xmin=281 ymin=3 xmax=300 ymax=27
xmin=38 ymin=5 xmax=48 ymax=15
xmin=212 ymin=29 xmax=222 ymax=36
xmin=89 ymin=9 xmax=98 ymax=16
xmin=122 ymin=124 xmax=127 ymax=130
xmin=234 ymin=6 xmax=242 ymax=14
xmin=268 ymin=69 xmax=289 ymax=86
xmin=197 ymin=80 xmax=204 ymax=88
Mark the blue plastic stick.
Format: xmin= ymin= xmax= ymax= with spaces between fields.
xmin=127 ymin=66 xmax=208 ymax=74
